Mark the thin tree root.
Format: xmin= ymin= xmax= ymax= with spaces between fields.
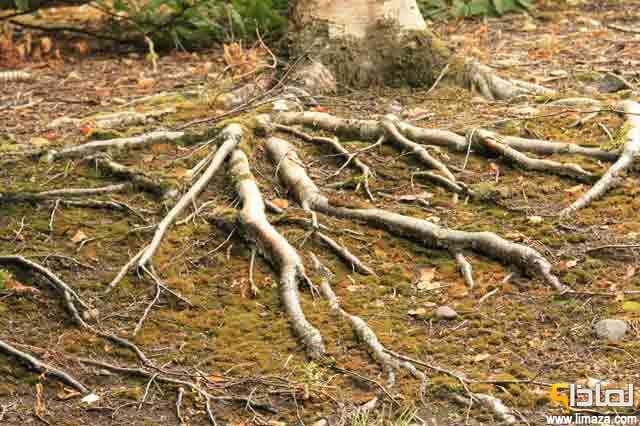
xmin=228 ymin=149 xmax=325 ymax=359
xmin=0 ymin=339 xmax=91 ymax=395
xmin=45 ymin=131 xmax=185 ymax=162
xmin=91 ymin=155 xmax=177 ymax=199
xmin=463 ymin=60 xmax=555 ymax=101
xmin=274 ymin=123 xmax=375 ymax=200
xmin=382 ymin=116 xmax=456 ymax=182
xmin=315 ymin=232 xmax=375 ymax=276
xmin=0 ymin=184 xmax=130 ymax=203
xmin=265 ymin=137 xmax=567 ymax=293
xmin=472 ymin=130 xmax=594 ymax=180
xmin=137 ymin=124 xmax=243 ymax=269
xmin=562 ymin=100 xmax=640 ymax=215
xmin=311 ymin=254 xmax=425 ymax=389
xmin=411 ymin=171 xmax=471 ymax=196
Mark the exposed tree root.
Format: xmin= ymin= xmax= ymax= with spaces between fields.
xmin=45 ymin=131 xmax=185 ymax=162
xmin=0 ymin=184 xmax=129 ymax=203
xmin=0 ymin=339 xmax=91 ymax=395
xmin=273 ymin=111 xmax=616 ymax=161
xmin=265 ymin=137 xmax=567 ymax=293
xmin=382 ymin=116 xmax=456 ymax=182
xmin=471 ymin=130 xmax=594 ymax=180
xmin=562 ymin=100 xmax=640 ymax=215
xmin=90 ymin=108 xmax=175 ymax=129
xmin=0 ymin=256 xmax=153 ymax=367
xmin=311 ymin=254 xmax=426 ymax=389
xmin=228 ymin=149 xmax=325 ymax=359
xmin=91 ymin=155 xmax=177 ymax=199
xmin=463 ymin=60 xmax=555 ymax=101
xmin=274 ymin=123 xmax=375 ymax=200
xmin=137 ymin=124 xmax=243 ymax=269
xmin=315 ymin=232 xmax=375 ymax=276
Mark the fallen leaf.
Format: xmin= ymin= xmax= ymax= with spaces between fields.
xmin=40 ymin=37 xmax=53 ymax=54
xmin=81 ymin=393 xmax=100 ymax=404
xmin=173 ymin=168 xmax=188 ymax=178
xmin=473 ymin=353 xmax=491 ymax=363
xmin=527 ymin=216 xmax=543 ymax=224
xmin=565 ymin=184 xmax=584 ymax=194
xmin=565 ymin=259 xmax=578 ymax=268
xmin=7 ymin=280 xmax=40 ymax=295
xmin=29 ymin=137 xmax=50 ymax=146
xmin=207 ymin=374 xmax=225 ymax=383
xmin=44 ymin=131 xmax=59 ymax=141
xmin=142 ymin=154 xmax=155 ymax=163
xmin=271 ymin=198 xmax=289 ymax=210
xmin=622 ymin=301 xmax=640 ymax=313
xmin=71 ymin=230 xmax=89 ymax=243
xmin=74 ymin=40 xmax=89 ymax=55
xmin=137 ymin=77 xmax=156 ymax=90
xmin=413 ymin=266 xmax=438 ymax=290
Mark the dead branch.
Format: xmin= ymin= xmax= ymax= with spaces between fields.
xmin=228 ymin=149 xmax=325 ymax=359
xmin=454 ymin=252 xmax=475 ymax=288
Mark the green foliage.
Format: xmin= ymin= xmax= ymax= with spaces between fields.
xmin=419 ymin=0 xmax=534 ymax=19
xmin=96 ymin=0 xmax=287 ymax=48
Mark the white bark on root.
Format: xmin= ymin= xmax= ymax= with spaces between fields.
xmin=265 ymin=137 xmax=567 ymax=293
xmin=0 ymin=184 xmax=129 ymax=203
xmin=273 ymin=111 xmax=614 ymax=161
xmin=562 ymin=100 xmax=640 ymax=215
xmin=464 ymin=60 xmax=555 ymax=101
xmin=0 ymin=339 xmax=90 ymax=394
xmin=315 ymin=232 xmax=375 ymax=276
xmin=472 ymin=130 xmax=594 ymax=180
xmin=138 ymin=124 xmax=243 ymax=269
xmin=311 ymin=254 xmax=425 ymax=388
xmin=229 ymin=149 xmax=325 ymax=359
xmin=45 ymin=131 xmax=185 ymax=162
xmin=92 ymin=156 xmax=177 ymax=199
xmin=382 ymin=116 xmax=456 ymax=182
xmin=274 ymin=123 xmax=375 ymax=200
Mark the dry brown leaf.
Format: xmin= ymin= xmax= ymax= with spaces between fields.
xmin=40 ymin=37 xmax=53 ymax=54
xmin=173 ymin=167 xmax=188 ymax=178
xmin=413 ymin=266 xmax=438 ymax=290
xmin=271 ymin=198 xmax=289 ymax=210
xmin=74 ymin=40 xmax=89 ymax=56
xmin=473 ymin=353 xmax=491 ymax=363
xmin=71 ymin=230 xmax=89 ymax=243
xmin=29 ymin=137 xmax=50 ymax=146
xmin=137 ymin=77 xmax=156 ymax=90
xmin=7 ymin=280 xmax=41 ymax=296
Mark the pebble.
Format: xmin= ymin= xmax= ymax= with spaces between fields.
xmin=435 ymin=305 xmax=458 ymax=320
xmin=594 ymin=319 xmax=628 ymax=342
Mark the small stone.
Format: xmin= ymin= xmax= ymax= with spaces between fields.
xmin=594 ymin=319 xmax=629 ymax=342
xmin=435 ymin=305 xmax=458 ymax=320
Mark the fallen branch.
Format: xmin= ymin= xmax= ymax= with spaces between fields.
xmin=0 ymin=184 xmax=129 ymax=203
xmin=91 ymin=156 xmax=177 ymax=199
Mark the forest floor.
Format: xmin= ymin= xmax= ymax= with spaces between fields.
xmin=1 ymin=1 xmax=640 ymax=425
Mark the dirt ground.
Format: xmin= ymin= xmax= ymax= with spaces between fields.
xmin=1 ymin=1 xmax=640 ymax=425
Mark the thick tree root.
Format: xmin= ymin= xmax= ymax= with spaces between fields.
xmin=311 ymin=254 xmax=425 ymax=389
xmin=562 ymin=100 xmax=640 ymax=215
xmin=137 ymin=124 xmax=243 ymax=269
xmin=382 ymin=116 xmax=456 ymax=182
xmin=0 ymin=339 xmax=91 ymax=394
xmin=45 ymin=131 xmax=185 ymax=162
xmin=229 ymin=149 xmax=325 ymax=359
xmin=463 ymin=60 xmax=555 ymax=101
xmin=91 ymin=155 xmax=177 ymax=199
xmin=265 ymin=137 xmax=567 ymax=293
